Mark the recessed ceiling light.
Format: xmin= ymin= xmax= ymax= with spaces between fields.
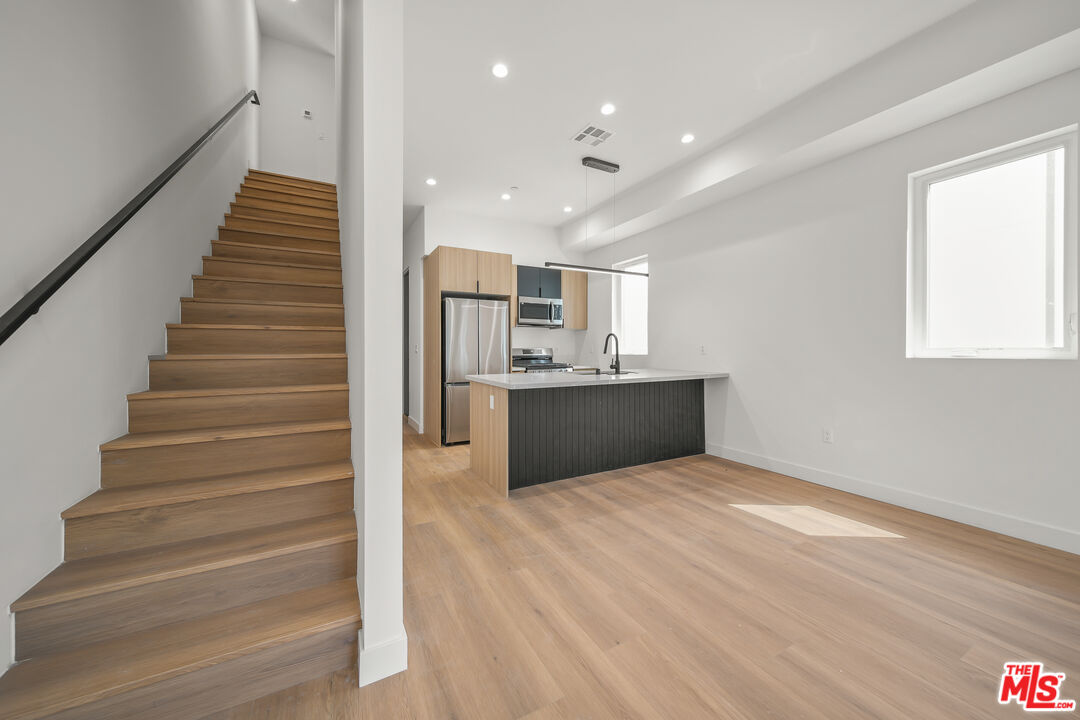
xmin=501 ymin=193 xmax=511 ymax=201
xmin=681 ymin=133 xmax=695 ymax=144
xmin=491 ymin=63 xmax=508 ymax=79
xmin=425 ymin=177 xmax=437 ymax=186
xmin=600 ymin=103 xmax=616 ymax=116
xmin=563 ymin=206 xmax=572 ymax=213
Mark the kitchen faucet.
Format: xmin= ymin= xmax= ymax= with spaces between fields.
xmin=603 ymin=333 xmax=621 ymax=374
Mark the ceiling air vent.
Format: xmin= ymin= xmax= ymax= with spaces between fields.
xmin=572 ymin=124 xmax=613 ymax=147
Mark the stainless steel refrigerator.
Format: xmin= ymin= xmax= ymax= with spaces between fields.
xmin=443 ymin=297 xmax=509 ymax=444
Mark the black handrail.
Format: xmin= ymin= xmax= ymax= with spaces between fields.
xmin=0 ymin=89 xmax=261 ymax=348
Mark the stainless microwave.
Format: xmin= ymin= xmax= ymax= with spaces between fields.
xmin=518 ymin=296 xmax=563 ymax=327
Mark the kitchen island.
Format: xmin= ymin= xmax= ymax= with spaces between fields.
xmin=466 ymin=369 xmax=729 ymax=496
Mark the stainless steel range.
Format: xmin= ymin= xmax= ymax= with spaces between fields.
xmin=511 ymin=347 xmax=573 ymax=373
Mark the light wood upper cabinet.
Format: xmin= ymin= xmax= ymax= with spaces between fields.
xmin=561 ymin=270 xmax=588 ymax=330
xmin=438 ymin=246 xmax=479 ymax=293
xmin=477 ymin=251 xmax=513 ymax=295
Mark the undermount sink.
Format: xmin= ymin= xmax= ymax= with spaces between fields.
xmin=599 ymin=370 xmax=636 ymax=375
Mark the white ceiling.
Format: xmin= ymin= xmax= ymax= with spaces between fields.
xmin=404 ymin=0 xmax=975 ymax=229
xmin=255 ymin=0 xmax=335 ymax=56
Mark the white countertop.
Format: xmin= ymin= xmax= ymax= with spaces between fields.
xmin=466 ymin=368 xmax=729 ymax=390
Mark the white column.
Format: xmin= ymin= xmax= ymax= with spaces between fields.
xmin=337 ymin=0 xmax=406 ymax=687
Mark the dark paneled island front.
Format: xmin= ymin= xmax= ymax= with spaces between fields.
xmin=467 ymin=370 xmax=728 ymax=496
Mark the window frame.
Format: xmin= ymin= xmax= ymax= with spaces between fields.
xmin=612 ymin=254 xmax=649 ymax=356
xmin=906 ymin=125 xmax=1079 ymax=360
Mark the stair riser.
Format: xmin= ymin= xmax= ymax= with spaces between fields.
xmin=234 ymin=195 xmax=338 ymax=220
xmin=101 ymin=429 xmax=351 ymax=487
xmin=249 ymin=171 xmax=337 ymax=194
xmin=37 ymin=622 xmax=357 ymax=720
xmin=167 ymin=327 xmax=345 ymax=355
xmin=201 ymin=257 xmax=341 ymax=284
xmin=212 ymin=242 xmax=340 ymax=268
xmin=179 ymin=301 xmax=344 ymax=327
xmin=242 ymin=178 xmax=337 ymax=202
xmin=16 ymin=542 xmax=355 ymax=661
xmin=223 ymin=214 xmax=339 ymax=240
xmin=194 ymin=277 xmax=343 ymax=304
xmin=149 ymin=357 xmax=348 ymax=390
xmin=129 ymin=388 xmax=348 ymax=433
xmin=219 ymin=226 xmax=339 ymax=253
xmin=240 ymin=186 xmax=337 ymax=210
xmin=230 ymin=203 xmax=338 ymax=229
xmin=65 ymin=480 xmax=353 ymax=560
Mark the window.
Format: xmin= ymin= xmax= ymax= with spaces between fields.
xmin=907 ymin=126 xmax=1078 ymax=359
xmin=612 ymin=255 xmax=648 ymax=355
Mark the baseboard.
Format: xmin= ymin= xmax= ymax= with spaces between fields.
xmin=356 ymin=626 xmax=408 ymax=688
xmin=706 ymin=443 xmax=1080 ymax=556
xmin=406 ymin=415 xmax=421 ymax=433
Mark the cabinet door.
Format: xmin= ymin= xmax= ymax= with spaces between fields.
xmin=517 ymin=265 xmax=541 ymax=298
xmin=561 ymin=270 xmax=588 ymax=330
xmin=477 ymin=251 xmax=513 ymax=295
xmin=539 ymin=268 xmax=562 ymax=299
xmin=439 ymin=246 xmax=479 ymax=293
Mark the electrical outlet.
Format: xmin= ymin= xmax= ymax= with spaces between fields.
xmin=822 ymin=428 xmax=835 ymax=444
xmin=489 ymin=394 xmax=495 ymax=410
xmin=700 ymin=345 xmax=707 ymax=355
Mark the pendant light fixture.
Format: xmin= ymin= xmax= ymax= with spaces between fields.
xmin=545 ymin=156 xmax=649 ymax=278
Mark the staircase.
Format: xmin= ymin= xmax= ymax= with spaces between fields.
xmin=0 ymin=170 xmax=360 ymax=720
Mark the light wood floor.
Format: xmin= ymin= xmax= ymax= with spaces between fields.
xmin=212 ymin=424 xmax=1080 ymax=719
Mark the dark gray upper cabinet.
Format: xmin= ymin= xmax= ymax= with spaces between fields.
xmin=517 ymin=265 xmax=562 ymax=298
xmin=539 ymin=268 xmax=561 ymax=299
xmin=517 ymin=265 xmax=541 ymax=298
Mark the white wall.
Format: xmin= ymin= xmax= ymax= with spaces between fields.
xmin=405 ymin=207 xmax=586 ymax=430
xmin=0 ymin=0 xmax=260 ymax=668
xmin=338 ymin=0 xmax=407 ymax=687
xmin=259 ymin=35 xmax=336 ymax=183
xmin=583 ymin=69 xmax=1080 ymax=554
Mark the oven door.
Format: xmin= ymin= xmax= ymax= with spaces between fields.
xmin=518 ymin=297 xmax=555 ymax=326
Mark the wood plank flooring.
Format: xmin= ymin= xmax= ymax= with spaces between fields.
xmin=212 ymin=424 xmax=1080 ymax=719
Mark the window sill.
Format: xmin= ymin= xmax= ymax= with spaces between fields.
xmin=907 ymin=349 xmax=1078 ymax=360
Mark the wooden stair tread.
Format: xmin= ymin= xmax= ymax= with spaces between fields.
xmin=233 ymin=196 xmax=338 ymax=217
xmin=203 ymin=254 xmax=341 ymax=271
xmin=229 ymin=203 xmax=339 ymax=228
xmin=249 ymin=169 xmax=336 ymax=189
xmin=128 ymin=383 xmax=348 ymax=401
xmin=218 ymin=225 xmax=340 ymax=242
xmin=165 ymin=323 xmax=345 ymax=331
xmin=101 ymin=418 xmax=350 ymax=451
xmin=240 ymin=182 xmax=337 ymax=202
xmin=226 ymin=212 xmax=336 ymax=228
xmin=241 ymin=181 xmax=337 ymax=197
xmin=179 ymin=297 xmax=344 ymax=309
xmin=150 ymin=352 xmax=346 ymax=360
xmin=12 ymin=515 xmax=357 ymax=612
xmin=62 ymin=460 xmax=355 ymax=519
xmin=214 ymin=239 xmax=341 ymax=257
xmin=0 ymin=578 xmax=359 ymax=720
xmin=194 ymin=274 xmax=343 ymax=289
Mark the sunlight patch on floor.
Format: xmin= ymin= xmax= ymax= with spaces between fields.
xmin=731 ymin=505 xmax=904 ymax=537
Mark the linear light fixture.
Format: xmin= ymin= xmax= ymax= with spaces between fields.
xmin=544 ymin=261 xmax=648 ymax=278
xmin=547 ymin=157 xmax=645 ymax=277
